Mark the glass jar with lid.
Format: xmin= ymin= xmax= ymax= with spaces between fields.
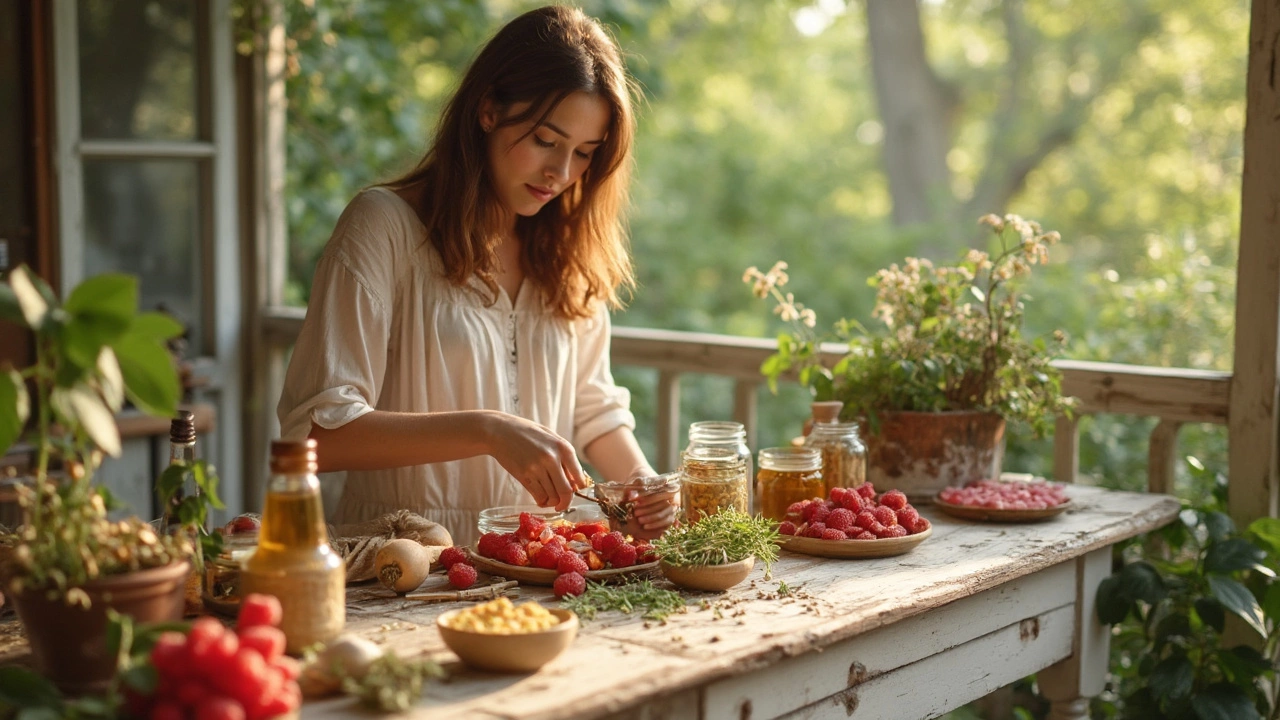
xmin=681 ymin=421 xmax=753 ymax=512
xmin=679 ymin=446 xmax=749 ymax=521
xmin=804 ymin=421 xmax=867 ymax=494
xmin=757 ymin=447 xmax=824 ymax=522
xmin=593 ymin=472 xmax=682 ymax=540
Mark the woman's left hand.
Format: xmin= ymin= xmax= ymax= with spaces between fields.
xmin=625 ymin=486 xmax=679 ymax=532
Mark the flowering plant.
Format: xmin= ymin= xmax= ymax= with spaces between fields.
xmin=744 ymin=214 xmax=1073 ymax=436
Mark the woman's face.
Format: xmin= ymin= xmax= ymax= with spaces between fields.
xmin=483 ymin=91 xmax=611 ymax=226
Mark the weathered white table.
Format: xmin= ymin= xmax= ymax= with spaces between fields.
xmin=305 ymin=486 xmax=1179 ymax=720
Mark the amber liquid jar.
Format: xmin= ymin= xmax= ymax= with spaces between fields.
xmin=239 ymin=439 xmax=345 ymax=655
xmin=757 ymin=447 xmax=824 ymax=522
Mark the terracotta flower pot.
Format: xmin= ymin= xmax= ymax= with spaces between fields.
xmin=863 ymin=411 xmax=1005 ymax=503
xmin=11 ymin=559 xmax=191 ymax=695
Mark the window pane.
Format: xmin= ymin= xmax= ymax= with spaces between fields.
xmin=83 ymin=159 xmax=204 ymax=355
xmin=77 ymin=0 xmax=202 ymax=141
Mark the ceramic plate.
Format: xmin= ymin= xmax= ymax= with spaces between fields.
xmin=933 ymin=496 xmax=1072 ymax=523
xmin=468 ymin=547 xmax=659 ymax=586
xmin=780 ymin=525 xmax=931 ymax=559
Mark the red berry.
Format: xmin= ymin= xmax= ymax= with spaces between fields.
xmin=448 ymin=563 xmax=478 ymax=589
xmin=778 ymin=521 xmax=797 ymax=536
xmin=598 ymin=531 xmax=626 ymax=557
xmin=533 ymin=544 xmax=563 ymax=570
xmin=272 ymin=655 xmax=301 ymax=682
xmin=855 ymin=482 xmax=877 ymax=500
xmin=556 ymin=552 xmax=590 ymax=575
xmin=477 ymin=532 xmax=506 ymax=559
xmin=553 ymin=571 xmax=587 ymax=598
xmin=518 ymin=511 xmax=546 ymax=541
xmin=838 ymin=491 xmax=864 ymax=512
xmin=236 ymin=625 xmax=286 ymax=664
xmin=175 ymin=679 xmax=210 ymax=708
xmin=785 ymin=501 xmax=807 ymax=519
xmin=821 ymin=528 xmax=849 ymax=541
xmin=191 ymin=623 xmax=238 ymax=677
xmin=871 ymin=506 xmax=898 ymax=527
xmin=609 ymin=543 xmax=637 ymax=568
xmin=826 ymin=508 xmax=856 ymax=532
xmin=149 ymin=631 xmax=190 ymax=682
xmin=801 ymin=503 xmax=830 ymax=524
xmin=497 ymin=543 xmax=528 ymax=567
xmin=854 ymin=511 xmax=878 ymax=531
xmin=217 ymin=646 xmax=267 ymax=708
xmin=879 ymin=490 xmax=908 ymax=510
xmin=634 ymin=542 xmax=656 ymax=564
xmin=151 ymin=701 xmax=185 ymax=720
xmin=883 ymin=525 xmax=909 ymax=539
xmin=896 ymin=507 xmax=920 ymax=529
xmin=854 ymin=530 xmax=877 ymax=540
xmin=804 ymin=522 xmax=828 ymax=538
xmin=196 ymin=696 xmax=246 ymax=720
xmin=829 ymin=487 xmax=848 ymax=505
xmin=237 ymin=594 xmax=282 ymax=630
xmin=574 ymin=521 xmax=609 ymax=537
xmin=438 ymin=546 xmax=469 ymax=570
xmin=910 ymin=517 xmax=932 ymax=534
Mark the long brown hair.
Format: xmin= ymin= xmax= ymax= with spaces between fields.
xmin=389 ymin=6 xmax=637 ymax=319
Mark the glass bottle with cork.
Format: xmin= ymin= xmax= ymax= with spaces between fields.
xmin=757 ymin=446 xmax=824 ymax=522
xmin=160 ymin=410 xmax=198 ymax=535
xmin=239 ymin=439 xmax=345 ymax=654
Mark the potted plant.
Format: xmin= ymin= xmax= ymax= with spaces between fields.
xmin=0 ymin=265 xmax=193 ymax=693
xmin=744 ymin=214 xmax=1075 ymax=500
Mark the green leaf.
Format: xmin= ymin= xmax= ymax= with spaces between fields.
xmin=64 ymin=273 xmax=136 ymax=324
xmin=15 ymin=708 xmax=63 ymax=720
xmin=192 ymin=461 xmax=225 ymax=510
xmin=9 ymin=266 xmax=49 ymax=329
xmin=0 ymin=666 xmax=62 ymax=708
xmin=0 ymin=282 xmax=20 ymax=323
xmin=1206 ymin=575 xmax=1267 ymax=638
xmin=156 ymin=463 xmax=188 ymax=506
xmin=1153 ymin=612 xmax=1190 ymax=651
xmin=127 ymin=311 xmax=184 ymax=342
xmin=1193 ymin=597 xmax=1226 ymax=633
xmin=1216 ymin=645 xmax=1272 ymax=683
xmin=1096 ymin=574 xmax=1130 ymax=624
xmin=1204 ymin=538 xmax=1271 ymax=576
xmin=118 ymin=664 xmax=158 ymax=695
xmin=0 ymin=369 xmax=29 ymax=456
xmin=96 ymin=485 xmax=124 ymax=512
xmin=1148 ymin=654 xmax=1194 ymax=701
xmin=113 ymin=334 xmax=179 ymax=418
xmin=68 ymin=384 xmax=121 ymax=457
xmin=1262 ymin=581 xmax=1280 ymax=624
xmin=1247 ymin=517 xmax=1280 ymax=554
xmin=1190 ymin=683 xmax=1261 ymax=720
xmin=1203 ymin=512 xmax=1235 ymax=542
xmin=1119 ymin=561 xmax=1166 ymax=605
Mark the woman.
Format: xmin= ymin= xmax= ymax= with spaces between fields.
xmin=278 ymin=6 xmax=674 ymax=547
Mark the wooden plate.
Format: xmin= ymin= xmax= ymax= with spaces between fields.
xmin=468 ymin=547 xmax=659 ymax=587
xmin=933 ymin=496 xmax=1073 ymax=523
xmin=780 ymin=525 xmax=932 ymax=559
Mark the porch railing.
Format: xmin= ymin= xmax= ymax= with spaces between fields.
xmin=261 ymin=307 xmax=1231 ymax=495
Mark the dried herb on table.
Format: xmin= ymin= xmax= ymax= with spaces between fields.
xmin=560 ymin=580 xmax=686 ymax=622
xmin=651 ymin=508 xmax=780 ymax=575
xmin=342 ymin=653 xmax=445 ymax=713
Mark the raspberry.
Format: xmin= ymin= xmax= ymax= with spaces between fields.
xmin=557 ymin=552 xmax=590 ymax=575
xmin=778 ymin=521 xmax=797 ymax=536
xmin=175 ymin=679 xmax=210 ymax=708
xmin=871 ymin=506 xmax=898 ymax=527
xmin=820 ymin=528 xmax=848 ymax=541
xmin=895 ymin=507 xmax=920 ymax=529
xmin=854 ymin=530 xmax=877 ymax=540
xmin=609 ymin=543 xmax=637 ymax=568
xmin=785 ymin=501 xmax=808 ymax=519
xmin=854 ymin=510 xmax=878 ymax=531
xmin=216 ymin=646 xmax=266 ymax=707
xmin=533 ymin=544 xmax=563 ymax=570
xmin=804 ymin=522 xmax=828 ymax=538
xmin=151 ymin=702 xmax=185 ymax=720
xmin=497 ymin=543 xmax=529 ymax=567
xmin=477 ymin=532 xmax=506 ymax=559
xmin=829 ymin=487 xmax=848 ymax=505
xmin=237 ymin=594 xmax=282 ymax=630
xmin=838 ymin=491 xmax=864 ymax=512
xmin=801 ymin=503 xmax=829 ymax=524
xmin=196 ymin=696 xmax=247 ymax=720
xmin=882 ymin=525 xmax=909 ymax=539
xmin=590 ymin=531 xmax=609 ymax=551
xmin=149 ymin=631 xmax=190 ymax=682
xmin=448 ymin=563 xmax=478 ymax=589
xmin=910 ymin=517 xmax=932 ymax=534
xmin=437 ymin=546 xmax=469 ymax=570
xmin=879 ymin=490 xmax=908 ymax=510
xmin=826 ymin=508 xmax=856 ymax=532
xmin=855 ymin=482 xmax=877 ymax=500
xmin=553 ymin=571 xmax=586 ymax=598
xmin=598 ymin=531 xmax=626 ymax=557
xmin=633 ymin=542 xmax=656 ymax=564
xmin=236 ymin=625 xmax=286 ymax=664
xmin=518 ymin=511 xmax=546 ymax=541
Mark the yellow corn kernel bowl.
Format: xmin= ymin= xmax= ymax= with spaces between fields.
xmin=436 ymin=599 xmax=578 ymax=673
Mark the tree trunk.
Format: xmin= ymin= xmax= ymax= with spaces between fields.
xmin=862 ymin=0 xmax=957 ymax=229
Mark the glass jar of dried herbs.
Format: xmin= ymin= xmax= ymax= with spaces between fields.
xmin=682 ymin=421 xmax=753 ymax=511
xmin=679 ymin=446 xmax=749 ymax=521
xmin=803 ymin=421 xmax=866 ymax=495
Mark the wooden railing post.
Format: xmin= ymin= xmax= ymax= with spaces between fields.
xmin=1053 ymin=415 xmax=1079 ymax=484
xmin=1147 ymin=420 xmax=1182 ymax=495
xmin=656 ymin=370 xmax=682 ymax=473
xmin=732 ymin=380 xmax=760 ymax=453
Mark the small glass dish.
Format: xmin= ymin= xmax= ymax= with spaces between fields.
xmin=477 ymin=504 xmax=605 ymax=537
xmin=593 ymin=473 xmax=681 ymax=540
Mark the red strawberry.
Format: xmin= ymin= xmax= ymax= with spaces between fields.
xmin=236 ymin=594 xmax=282 ymax=630
xmin=497 ymin=543 xmax=529 ymax=567
xmin=556 ymin=552 xmax=590 ymax=575
xmin=477 ymin=532 xmax=506 ymax=559
xmin=608 ymin=543 xmax=637 ymax=568
xmin=553 ymin=571 xmax=586 ymax=598
xmin=598 ymin=531 xmax=626 ymax=557
xmin=448 ymin=563 xmax=478 ymax=589
xmin=533 ymin=544 xmax=563 ymax=570
xmin=437 ymin=546 xmax=468 ymax=570
xmin=633 ymin=542 xmax=656 ymax=563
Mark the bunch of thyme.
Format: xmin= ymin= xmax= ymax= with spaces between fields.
xmin=651 ymin=508 xmax=780 ymax=575
xmin=560 ymin=580 xmax=686 ymax=622
xmin=342 ymin=654 xmax=445 ymax=713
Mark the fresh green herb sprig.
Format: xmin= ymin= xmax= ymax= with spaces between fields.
xmin=651 ymin=508 xmax=780 ymax=574
xmin=561 ymin=580 xmax=686 ymax=622
xmin=342 ymin=653 xmax=444 ymax=713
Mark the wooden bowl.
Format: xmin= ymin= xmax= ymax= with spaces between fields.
xmin=659 ymin=556 xmax=755 ymax=592
xmin=436 ymin=608 xmax=578 ymax=673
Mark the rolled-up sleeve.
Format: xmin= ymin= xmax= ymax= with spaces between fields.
xmin=571 ymin=305 xmax=636 ymax=452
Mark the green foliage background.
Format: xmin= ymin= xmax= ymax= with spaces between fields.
xmin=282 ymin=0 xmax=1244 ymax=491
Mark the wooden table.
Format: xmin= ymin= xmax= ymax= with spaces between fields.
xmin=305 ymin=486 xmax=1179 ymax=720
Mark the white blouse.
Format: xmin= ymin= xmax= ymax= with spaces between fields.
xmin=277 ymin=187 xmax=635 ymax=546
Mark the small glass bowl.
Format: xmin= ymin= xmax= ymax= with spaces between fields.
xmin=477 ymin=504 xmax=605 ymax=537
xmin=593 ymin=473 xmax=681 ymax=540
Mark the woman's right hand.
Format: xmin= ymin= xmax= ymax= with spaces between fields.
xmin=482 ymin=412 xmax=586 ymax=511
